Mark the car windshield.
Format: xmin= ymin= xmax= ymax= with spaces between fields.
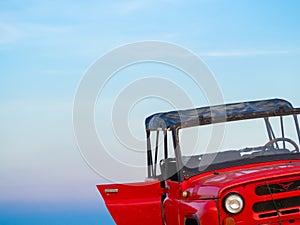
xmin=180 ymin=115 xmax=300 ymax=172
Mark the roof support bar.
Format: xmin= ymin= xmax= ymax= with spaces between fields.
xmin=264 ymin=117 xmax=279 ymax=149
xmin=154 ymin=131 xmax=160 ymax=177
xmin=293 ymin=115 xmax=300 ymax=145
xmin=171 ymin=128 xmax=184 ymax=182
xmin=164 ymin=130 xmax=168 ymax=159
xmin=280 ymin=116 xmax=286 ymax=149
xmin=146 ymin=130 xmax=154 ymax=178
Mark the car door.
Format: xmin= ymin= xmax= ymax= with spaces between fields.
xmin=97 ymin=181 xmax=163 ymax=225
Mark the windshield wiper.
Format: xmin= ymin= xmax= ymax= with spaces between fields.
xmin=239 ymin=146 xmax=264 ymax=153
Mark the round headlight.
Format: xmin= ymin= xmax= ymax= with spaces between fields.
xmin=223 ymin=193 xmax=244 ymax=214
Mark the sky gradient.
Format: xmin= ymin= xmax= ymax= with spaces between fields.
xmin=1 ymin=1 xmax=300 ymax=224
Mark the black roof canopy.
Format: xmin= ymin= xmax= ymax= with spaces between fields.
xmin=145 ymin=99 xmax=300 ymax=131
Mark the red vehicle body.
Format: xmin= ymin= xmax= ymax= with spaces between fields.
xmin=97 ymin=99 xmax=300 ymax=225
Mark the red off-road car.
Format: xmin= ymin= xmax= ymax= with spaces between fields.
xmin=97 ymin=98 xmax=300 ymax=225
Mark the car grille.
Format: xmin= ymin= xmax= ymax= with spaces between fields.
xmin=255 ymin=180 xmax=300 ymax=195
xmin=253 ymin=196 xmax=300 ymax=212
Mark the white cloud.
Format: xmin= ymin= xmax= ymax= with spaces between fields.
xmin=198 ymin=50 xmax=297 ymax=57
xmin=111 ymin=0 xmax=151 ymax=14
xmin=0 ymin=20 xmax=75 ymax=47
xmin=0 ymin=22 xmax=24 ymax=45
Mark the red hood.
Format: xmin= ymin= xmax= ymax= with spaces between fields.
xmin=184 ymin=160 xmax=300 ymax=199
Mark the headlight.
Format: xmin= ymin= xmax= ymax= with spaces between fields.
xmin=223 ymin=193 xmax=244 ymax=214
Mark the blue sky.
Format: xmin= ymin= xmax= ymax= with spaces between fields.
xmin=1 ymin=1 xmax=300 ymax=225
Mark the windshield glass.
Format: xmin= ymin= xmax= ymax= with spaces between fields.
xmin=179 ymin=115 xmax=300 ymax=171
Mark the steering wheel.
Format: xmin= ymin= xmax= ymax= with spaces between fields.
xmin=263 ymin=138 xmax=299 ymax=153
